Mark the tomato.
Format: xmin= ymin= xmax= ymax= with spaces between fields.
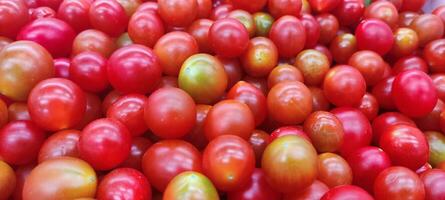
xmin=0 ymin=0 xmax=29 ymax=39
xmin=433 ymin=5 xmax=445 ymax=24
xmin=72 ymin=29 xmax=116 ymax=58
xmin=321 ymin=185 xmax=373 ymax=200
xmin=380 ymin=124 xmax=428 ymax=170
xmin=241 ymin=37 xmax=278 ymax=77
xmin=187 ymin=19 xmax=213 ymax=53
xmin=392 ymin=55 xmax=428 ymax=75
xmin=248 ymin=130 xmax=269 ymax=166
xmin=154 ymin=31 xmax=198 ymax=76
xmin=102 ymin=90 xmax=122 ymax=114
xmin=364 ymin=1 xmax=398 ymax=28
xmin=38 ymin=129 xmax=80 ymax=163
xmin=53 ymin=58 xmax=70 ymax=78
xmin=425 ymin=131 xmax=445 ymax=167
xmin=268 ymin=81 xmax=312 ymax=125
xmin=7 ymin=103 xmax=30 ymax=122
xmin=120 ymin=137 xmax=151 ymax=170
xmin=415 ymin=100 xmax=444 ymax=131
xmin=23 ymin=157 xmax=97 ymax=200
xmin=195 ymin=0 xmax=211 ymax=18
xmin=398 ymin=11 xmax=419 ymax=27
xmin=78 ymin=118 xmax=131 ymax=170
xmin=355 ymin=93 xmax=379 ymax=120
xmin=0 ymin=41 xmax=54 ymax=101
xmin=116 ymin=32 xmax=133 ymax=48
xmin=209 ymin=18 xmax=249 ymax=58
xmin=69 ymin=51 xmax=108 ymax=93
xmin=333 ymin=0 xmax=365 ymax=26
xmin=231 ymin=0 xmax=266 ymax=13
xmin=268 ymin=0 xmax=302 ymax=18
xmin=0 ymin=36 xmax=12 ymax=51
xmin=75 ymin=93 xmax=102 ymax=129
xmin=97 ymin=168 xmax=150 ymax=200
xmin=227 ymin=168 xmax=281 ymax=200
xmin=107 ymin=44 xmax=162 ymax=94
xmin=284 ymin=180 xmax=328 ymax=200
xmin=348 ymin=50 xmax=386 ymax=86
xmin=115 ymin=0 xmax=141 ymax=16
xmin=13 ymin=164 xmax=34 ymax=200
xmin=390 ymin=28 xmax=419 ymax=58
xmin=253 ymin=12 xmax=274 ymax=37
xmin=28 ymin=78 xmax=86 ymax=131
xmin=295 ymin=49 xmax=329 ymax=86
xmin=262 ymin=135 xmax=317 ymax=193
xmin=392 ymin=70 xmax=438 ymax=117
xmin=298 ymin=14 xmax=319 ymax=49
xmin=401 ymin=0 xmax=425 ymax=11
xmin=304 ymin=111 xmax=343 ymax=153
xmin=424 ymin=39 xmax=445 ymax=73
xmin=374 ymin=166 xmax=425 ymax=200
xmin=310 ymin=87 xmax=330 ymax=111
xmin=420 ymin=169 xmax=445 ymax=200
xmin=410 ymin=14 xmax=444 ymax=47
xmin=330 ymin=33 xmax=357 ymax=64
xmin=29 ymin=6 xmax=56 ymax=20
xmin=317 ymin=153 xmax=352 ymax=188
xmin=371 ymin=112 xmax=415 ymax=144
xmin=203 ymin=135 xmax=255 ymax=191
xmin=228 ymin=10 xmax=255 ymax=37
xmin=433 ymin=75 xmax=445 ymax=103
xmin=57 ymin=0 xmax=92 ymax=32
xmin=144 ymin=87 xmax=196 ymax=139
xmin=211 ymin=3 xmax=233 ymax=20
xmin=89 ymin=0 xmax=127 ymax=37
xmin=184 ymin=104 xmax=211 ymax=150
xmin=316 ymin=13 xmax=339 ymax=45
xmin=371 ymin=76 xmax=396 ymax=110
xmin=163 ymin=171 xmax=219 ymax=200
xmin=217 ymin=56 xmax=243 ymax=89
xmin=244 ymin=76 xmax=268 ymax=95
xmin=355 ymin=19 xmax=394 ymax=55
xmin=314 ymin=44 xmax=333 ymax=65
xmin=105 ymin=94 xmax=147 ymax=137
xmin=323 ymin=65 xmax=366 ymax=107
xmin=346 ymin=146 xmax=391 ymax=193
xmin=0 ymin=99 xmax=6 ymax=128
xmin=309 ymin=0 xmax=339 ymax=13
xmin=228 ymin=81 xmax=267 ymax=126
xmin=267 ymin=64 xmax=304 ymax=89
xmin=269 ymin=16 xmax=306 ymax=58
xmin=178 ymin=54 xmax=227 ymax=104
xmin=269 ymin=126 xmax=309 ymax=143
xmin=128 ymin=11 xmax=164 ymax=48
xmin=0 ymin=161 xmax=15 ymax=200
xmin=158 ymin=0 xmax=197 ymax=27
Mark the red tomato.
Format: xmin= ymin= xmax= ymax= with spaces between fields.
xmin=268 ymin=0 xmax=302 ymax=18
xmin=420 ymin=169 xmax=445 ymax=200
xmin=317 ymin=153 xmax=353 ymax=188
xmin=300 ymin=14 xmax=320 ymax=48
xmin=241 ymin=37 xmax=278 ymax=77
xmin=78 ymin=118 xmax=131 ymax=170
xmin=107 ymin=44 xmax=162 ymax=94
xmin=72 ymin=29 xmax=116 ymax=58
xmin=69 ymin=51 xmax=108 ymax=93
xmin=203 ymin=135 xmax=255 ymax=191
xmin=29 ymin=6 xmax=56 ymax=20
xmin=304 ymin=111 xmax=343 ymax=153
xmin=355 ymin=19 xmax=394 ymax=55
xmin=7 ymin=103 xmax=30 ymax=122
xmin=38 ymin=129 xmax=80 ymax=163
xmin=316 ymin=13 xmax=339 ymax=45
xmin=89 ymin=0 xmax=128 ymax=37
xmin=371 ymin=112 xmax=416 ymax=144
xmin=392 ymin=55 xmax=428 ymax=75
xmin=196 ymin=0 xmax=212 ymax=18
xmin=107 ymin=94 xmax=147 ymax=137
xmin=333 ymin=0 xmax=365 ymax=26
xmin=227 ymin=81 xmax=267 ymax=126
xmin=432 ymin=74 xmax=445 ymax=102
xmin=269 ymin=16 xmax=306 ymax=58
xmin=228 ymin=9 xmax=256 ymax=37
xmin=267 ymin=64 xmax=304 ymax=89
xmin=0 ymin=160 xmax=16 ymax=199
xmin=97 ymin=168 xmax=151 ymax=200
xmin=0 ymin=0 xmax=29 ymax=39
xmin=321 ymin=185 xmax=373 ymax=200
xmin=330 ymin=33 xmax=357 ymax=64
xmin=53 ymin=58 xmax=70 ymax=78
xmin=218 ymin=56 xmax=244 ymax=89
xmin=13 ymin=164 xmax=34 ymax=200
xmin=231 ymin=0 xmax=266 ymax=13
xmin=120 ymin=137 xmax=152 ymax=170
xmin=248 ymin=130 xmax=269 ymax=166
xmin=323 ymin=65 xmax=366 ymax=107
xmin=269 ymin=126 xmax=309 ymax=143
xmin=309 ymin=87 xmax=330 ymax=111
xmin=28 ymin=78 xmax=86 ymax=131
xmin=187 ymin=19 xmax=214 ymax=53
xmin=209 ymin=18 xmax=249 ymax=58
xmin=211 ymin=3 xmax=233 ymax=20
xmin=184 ymin=104 xmax=211 ymax=150
xmin=296 ymin=50 xmax=330 ymax=86
xmin=364 ymin=1 xmax=398 ymax=28
xmin=144 ymin=87 xmax=196 ymax=139
xmin=410 ymin=14 xmax=444 ymax=47
xmin=227 ymin=168 xmax=281 ymax=200
xmin=163 ymin=171 xmax=219 ymax=200
xmin=374 ymin=166 xmax=425 ymax=200
xmin=284 ymin=180 xmax=328 ymax=200
xmin=372 ymin=76 xmax=396 ymax=110
xmin=57 ymin=0 xmax=92 ymax=32
xmin=424 ymin=39 xmax=445 ymax=73
xmin=75 ymin=93 xmax=102 ymax=129
xmin=128 ymin=11 xmax=164 ymax=48
xmin=158 ymin=0 xmax=197 ymax=27
xmin=415 ymin=100 xmax=445 ymax=132
xmin=0 ymin=99 xmax=6 ymax=128
xmin=348 ymin=50 xmax=386 ymax=86
xmin=401 ymin=0 xmax=425 ymax=11
xmin=355 ymin=93 xmax=379 ymax=121
xmin=309 ymin=0 xmax=339 ymax=13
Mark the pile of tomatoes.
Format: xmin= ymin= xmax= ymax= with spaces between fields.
xmin=1 ymin=0 xmax=445 ymax=199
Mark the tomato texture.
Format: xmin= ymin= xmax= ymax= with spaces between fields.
xmin=72 ymin=29 xmax=116 ymax=57
xmin=227 ymin=81 xmax=267 ymax=126
xmin=303 ymin=111 xmax=344 ymax=153
xmin=163 ymin=171 xmax=219 ymax=200
xmin=38 ymin=129 xmax=80 ymax=163
xmin=107 ymin=94 xmax=148 ymax=137
xmin=0 ymin=0 xmax=29 ymax=39
xmin=209 ymin=18 xmax=249 ymax=58
xmin=374 ymin=166 xmax=425 ymax=200
xmin=69 ymin=51 xmax=108 ymax=93
xmin=227 ymin=168 xmax=281 ymax=200
xmin=97 ymin=168 xmax=151 ymax=200
xmin=355 ymin=19 xmax=394 ymax=55
xmin=323 ymin=65 xmax=366 ymax=107
xmin=158 ymin=0 xmax=197 ymax=27
xmin=89 ymin=0 xmax=128 ymax=37
xmin=321 ymin=185 xmax=374 ymax=200
xmin=269 ymin=15 xmax=306 ymax=58
xmin=0 ymin=161 xmax=15 ymax=200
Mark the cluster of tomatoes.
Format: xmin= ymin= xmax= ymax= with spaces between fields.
xmin=0 ymin=0 xmax=445 ymax=199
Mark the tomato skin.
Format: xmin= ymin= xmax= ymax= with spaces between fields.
xmin=316 ymin=13 xmax=339 ymax=45
xmin=0 ymin=160 xmax=16 ymax=200
xmin=262 ymin=135 xmax=318 ymax=193
xmin=28 ymin=78 xmax=86 ymax=131
xmin=158 ymin=0 xmax=197 ymax=27
xmin=69 ymin=51 xmax=108 ymax=93
xmin=304 ymin=111 xmax=343 ymax=153
xmin=401 ymin=0 xmax=425 ymax=11
xmin=321 ymin=185 xmax=374 ymax=200
xmin=253 ymin=12 xmax=274 ymax=37
xmin=128 ymin=11 xmax=165 ymax=48
xmin=330 ymin=33 xmax=357 ymax=64
xmin=184 ymin=104 xmax=211 ymax=150
xmin=390 ymin=28 xmax=419 ymax=58
xmin=323 ymin=65 xmax=366 ymax=107
xmin=267 ymin=0 xmax=302 ymax=18
xmin=267 ymin=64 xmax=304 ymax=89
xmin=248 ymin=130 xmax=269 ymax=166
xmin=355 ymin=19 xmax=394 ymax=56
xmin=228 ymin=10 xmax=255 ymax=37
xmin=231 ymin=0 xmax=266 ymax=13
xmin=295 ymin=49 xmax=330 ymax=86
xmin=425 ymin=131 xmax=445 ymax=167
xmin=392 ymin=56 xmax=428 ymax=75
xmin=120 ymin=137 xmax=151 ymax=170
xmin=284 ymin=180 xmax=328 ymax=200
xmin=89 ymin=0 xmax=128 ymax=37
xmin=218 ymin=56 xmax=243 ymax=89
xmin=424 ymin=39 xmax=445 ymax=73
xmin=0 ymin=41 xmax=54 ymax=101
xmin=371 ymin=76 xmax=396 ymax=110
xmin=209 ymin=18 xmax=249 ymax=58
xmin=346 ymin=146 xmax=391 ymax=193
xmin=241 ymin=37 xmax=278 ymax=77
xmin=53 ymin=58 xmax=70 ymax=78
xmin=268 ymin=81 xmax=312 ymax=125
xmin=13 ymin=164 xmax=34 ymax=200
xmin=333 ymin=0 xmax=364 ymax=26
xmin=269 ymin=15 xmax=306 ymax=58
xmin=420 ymin=169 xmax=445 ymax=200
xmin=203 ymin=135 xmax=255 ymax=191
xmin=317 ymin=153 xmax=353 ymax=188
xmin=0 ymin=99 xmax=7 ymax=128
xmin=107 ymin=44 xmax=162 ymax=94
xmin=105 ymin=94 xmax=147 ymax=137
xmin=299 ymin=14 xmax=320 ymax=49
xmin=392 ymin=70 xmax=438 ymax=118
xmin=97 ymin=168 xmax=151 ymax=200
xmin=78 ymin=118 xmax=132 ymax=170
xmin=374 ymin=166 xmax=425 ymax=200
xmin=0 ymin=0 xmax=29 ymax=39
xmin=38 ymin=129 xmax=80 ymax=163
xmin=211 ymin=3 xmax=233 ymax=20
xmin=188 ymin=19 xmax=213 ymax=53
xmin=227 ymin=81 xmax=267 ymax=126
xmin=348 ymin=50 xmax=386 ymax=86
xmin=410 ymin=14 xmax=444 ymax=47
xmin=415 ymin=100 xmax=444 ymax=132
xmin=269 ymin=126 xmax=309 ymax=143
xmin=364 ymin=1 xmax=398 ymax=28
xmin=227 ymin=168 xmax=281 ymax=200
xmin=154 ymin=31 xmax=199 ymax=76
xmin=371 ymin=112 xmax=416 ymax=144
xmin=355 ymin=93 xmax=379 ymax=121
xmin=75 ymin=93 xmax=102 ymax=130
xmin=57 ymin=0 xmax=92 ymax=32
xmin=163 ymin=171 xmax=219 ymax=200
xmin=72 ymin=29 xmax=116 ymax=58
xmin=22 ymin=157 xmax=97 ymax=200
xmin=309 ymin=86 xmax=330 ymax=111
xmin=29 ymin=6 xmax=56 ymax=20
xmin=144 ymin=87 xmax=196 ymax=139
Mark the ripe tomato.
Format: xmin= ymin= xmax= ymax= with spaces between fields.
xmin=38 ymin=129 xmax=80 ymax=163
xmin=184 ymin=104 xmax=212 ymax=150
xmin=0 ymin=161 xmax=15 ymax=200
xmin=355 ymin=19 xmax=394 ymax=55
xmin=0 ymin=99 xmax=6 ymax=128
xmin=28 ymin=78 xmax=86 ymax=131
xmin=267 ymin=64 xmax=304 ymax=89
xmin=57 ymin=0 xmax=92 ymax=32
xmin=231 ymin=0 xmax=266 ymax=13
xmin=248 ymin=130 xmax=269 ymax=166
xmin=355 ymin=93 xmax=379 ymax=120
xmin=316 ymin=13 xmax=339 ymax=45
xmin=371 ymin=112 xmax=415 ymax=144
xmin=89 ymin=0 xmax=128 ymax=37
xmin=163 ymin=171 xmax=219 ymax=200
xmin=209 ymin=18 xmax=249 ymax=58
xmin=420 ymin=169 xmax=445 ymax=200
xmin=268 ymin=0 xmax=302 ymax=18
xmin=97 ymin=168 xmax=151 ymax=200
xmin=269 ymin=126 xmax=309 ymax=143
xmin=309 ymin=0 xmax=339 ymax=13
xmin=374 ymin=166 xmax=425 ymax=200
xmin=227 ymin=168 xmax=281 ymax=200
xmin=317 ymin=153 xmax=353 ymax=188
xmin=115 ymin=0 xmax=141 ymax=16
xmin=295 ymin=49 xmax=329 ymax=86
xmin=128 ymin=11 xmax=164 ymax=48
xmin=158 ymin=0 xmax=197 ymax=27
xmin=304 ymin=111 xmax=344 ymax=153
xmin=321 ymin=185 xmax=373 ymax=200
xmin=29 ymin=6 xmax=56 ymax=20
xmin=75 ymin=93 xmax=101 ymax=129
xmin=284 ymin=180 xmax=328 ymax=200
xmin=228 ymin=10 xmax=255 ymax=37
xmin=7 ymin=102 xmax=30 ymax=122
xmin=22 ymin=157 xmax=97 ymax=200
xmin=392 ymin=55 xmax=428 ymax=75
xmin=372 ymin=76 xmax=396 ymax=110
xmin=300 ymin=14 xmax=320 ymax=48
xmin=53 ymin=58 xmax=70 ymax=78
xmin=330 ymin=33 xmax=357 ymax=64
xmin=425 ymin=131 xmax=445 ymax=167
xmin=333 ymin=0 xmax=365 ymax=26
xmin=323 ymin=65 xmax=366 ymax=107
xmin=348 ymin=50 xmax=386 ymax=86
xmin=410 ymin=14 xmax=444 ymax=47
xmin=415 ymin=100 xmax=444 ymax=131
xmin=309 ymin=87 xmax=330 ymax=111
xmin=13 ymin=164 xmax=34 ymax=200
xmin=142 ymin=140 xmax=202 ymax=192
xmin=72 ymin=29 xmax=116 ymax=58
xmin=262 ymin=135 xmax=317 ymax=193
xmin=241 ymin=37 xmax=278 ymax=77
xmin=269 ymin=16 xmax=306 ymax=58
xmin=390 ymin=28 xmax=419 ymax=58
xmin=218 ymin=56 xmax=244 ymax=89
xmin=187 ymin=19 xmax=213 ymax=53
xmin=424 ymin=39 xmax=445 ymax=73
xmin=69 ymin=51 xmax=108 ymax=93
xmin=0 ymin=0 xmax=29 ymax=39
xmin=120 ymin=137 xmax=152 ymax=170
xmin=107 ymin=94 xmax=148 ymax=137
xmin=78 ymin=118 xmax=131 ymax=170
xmin=364 ymin=1 xmax=398 ymax=28
xmin=227 ymin=81 xmax=267 ymax=126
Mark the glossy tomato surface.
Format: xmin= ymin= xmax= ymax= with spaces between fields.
xmin=374 ymin=166 xmax=425 ymax=200
xmin=163 ymin=171 xmax=219 ymax=200
xmin=97 ymin=168 xmax=151 ymax=200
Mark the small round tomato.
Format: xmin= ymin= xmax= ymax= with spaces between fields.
xmin=0 ymin=0 xmax=29 ymax=39
xmin=28 ymin=78 xmax=86 ymax=131
xmin=308 ymin=0 xmax=339 ymax=13
xmin=227 ymin=168 xmax=281 ymax=200
xmin=69 ymin=51 xmax=108 ymax=93
xmin=300 ymin=14 xmax=320 ymax=48
xmin=380 ymin=124 xmax=429 ymax=170
xmin=253 ymin=12 xmax=274 ymax=37
xmin=244 ymin=76 xmax=269 ymax=95
xmin=420 ymin=169 xmax=445 ymax=200
xmin=348 ymin=50 xmax=386 ymax=86
xmin=372 ymin=76 xmax=396 ymax=110
xmin=154 ymin=31 xmax=198 ymax=76
xmin=330 ymin=33 xmax=357 ymax=64
xmin=218 ymin=56 xmax=244 ymax=89
xmin=284 ymin=180 xmax=328 ymax=200
xmin=390 ymin=28 xmax=419 ymax=58
xmin=228 ymin=10 xmax=255 ymax=37
xmin=364 ymin=1 xmax=398 ymax=28
xmin=29 ymin=6 xmax=56 ymax=20
xmin=57 ymin=0 xmax=92 ymax=32
xmin=433 ymin=74 xmax=445 ymax=102
xmin=116 ymin=32 xmax=133 ymax=48
xmin=269 ymin=16 xmax=306 ymax=58
xmin=415 ymin=100 xmax=444 ymax=131
xmin=97 ymin=168 xmax=150 ymax=200
xmin=184 ymin=104 xmax=212 ymax=150
xmin=268 ymin=0 xmax=302 ymax=18
xmin=269 ymin=126 xmax=309 ymax=143
xmin=249 ymin=130 xmax=269 ymax=166
xmin=321 ymin=185 xmax=374 ymax=200
xmin=187 ymin=19 xmax=213 ymax=53
xmin=72 ymin=29 xmax=116 ymax=58
xmin=333 ymin=0 xmax=365 ymax=26
xmin=211 ymin=3 xmax=233 ymax=20
xmin=209 ymin=18 xmax=249 ymax=58
xmin=142 ymin=140 xmax=202 ymax=192
xmin=355 ymin=19 xmax=394 ymax=55
xmin=392 ymin=55 xmax=428 ymax=75
xmin=115 ymin=0 xmax=141 ymax=16
xmin=89 ymin=0 xmax=128 ymax=37
xmin=38 ymin=129 xmax=80 ymax=163
xmin=0 ymin=41 xmax=54 ymax=101
xmin=355 ymin=93 xmax=379 ymax=120
xmin=372 ymin=112 xmax=416 ymax=144
xmin=128 ymin=11 xmax=164 ymax=48
xmin=316 ymin=13 xmax=339 ymax=45
xmin=267 ymin=64 xmax=304 ymax=89
xmin=227 ymin=81 xmax=267 ymax=126
xmin=425 ymin=131 xmax=445 ymax=167
xmin=53 ymin=58 xmax=70 ymax=78
xmin=158 ymin=0 xmax=197 ymax=27
xmin=323 ymin=65 xmax=366 ymax=107
xmin=0 ymin=161 xmax=15 ymax=200
xmin=304 ymin=111 xmax=344 ymax=153
xmin=102 ymin=90 xmax=122 ymax=113
xmin=374 ymin=166 xmax=425 ymax=200
xmin=144 ymin=87 xmax=196 ymax=139
xmin=78 ymin=118 xmax=131 ymax=170
xmin=107 ymin=44 xmax=162 ymax=94
xmin=203 ymin=135 xmax=255 ymax=191
xmin=241 ymin=37 xmax=278 ymax=77
xmin=231 ymin=0 xmax=266 ymax=13
xmin=317 ymin=153 xmax=352 ymax=188
xmin=164 ymin=171 xmax=219 ymax=200
xmin=310 ymin=87 xmax=330 ymax=111
xmin=7 ymin=102 xmax=30 ymax=122
xmin=107 ymin=94 xmax=148 ymax=137
xmin=23 ymin=157 xmax=97 ymax=200
xmin=178 ymin=54 xmax=228 ymax=104
xmin=75 ymin=93 xmax=102 ymax=129
xmin=155 ymin=76 xmax=179 ymax=90
xmin=267 ymin=81 xmax=312 ymax=125
xmin=392 ymin=70 xmax=438 ymax=117
xmin=262 ymin=135 xmax=317 ymax=193
xmin=295 ymin=49 xmax=330 ymax=86
xmin=196 ymin=0 xmax=211 ymax=18
xmin=120 ymin=137 xmax=152 ymax=170
xmin=314 ymin=44 xmax=333 ymax=65
xmin=409 ymin=14 xmax=444 ymax=47
xmin=424 ymin=39 xmax=445 ymax=73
